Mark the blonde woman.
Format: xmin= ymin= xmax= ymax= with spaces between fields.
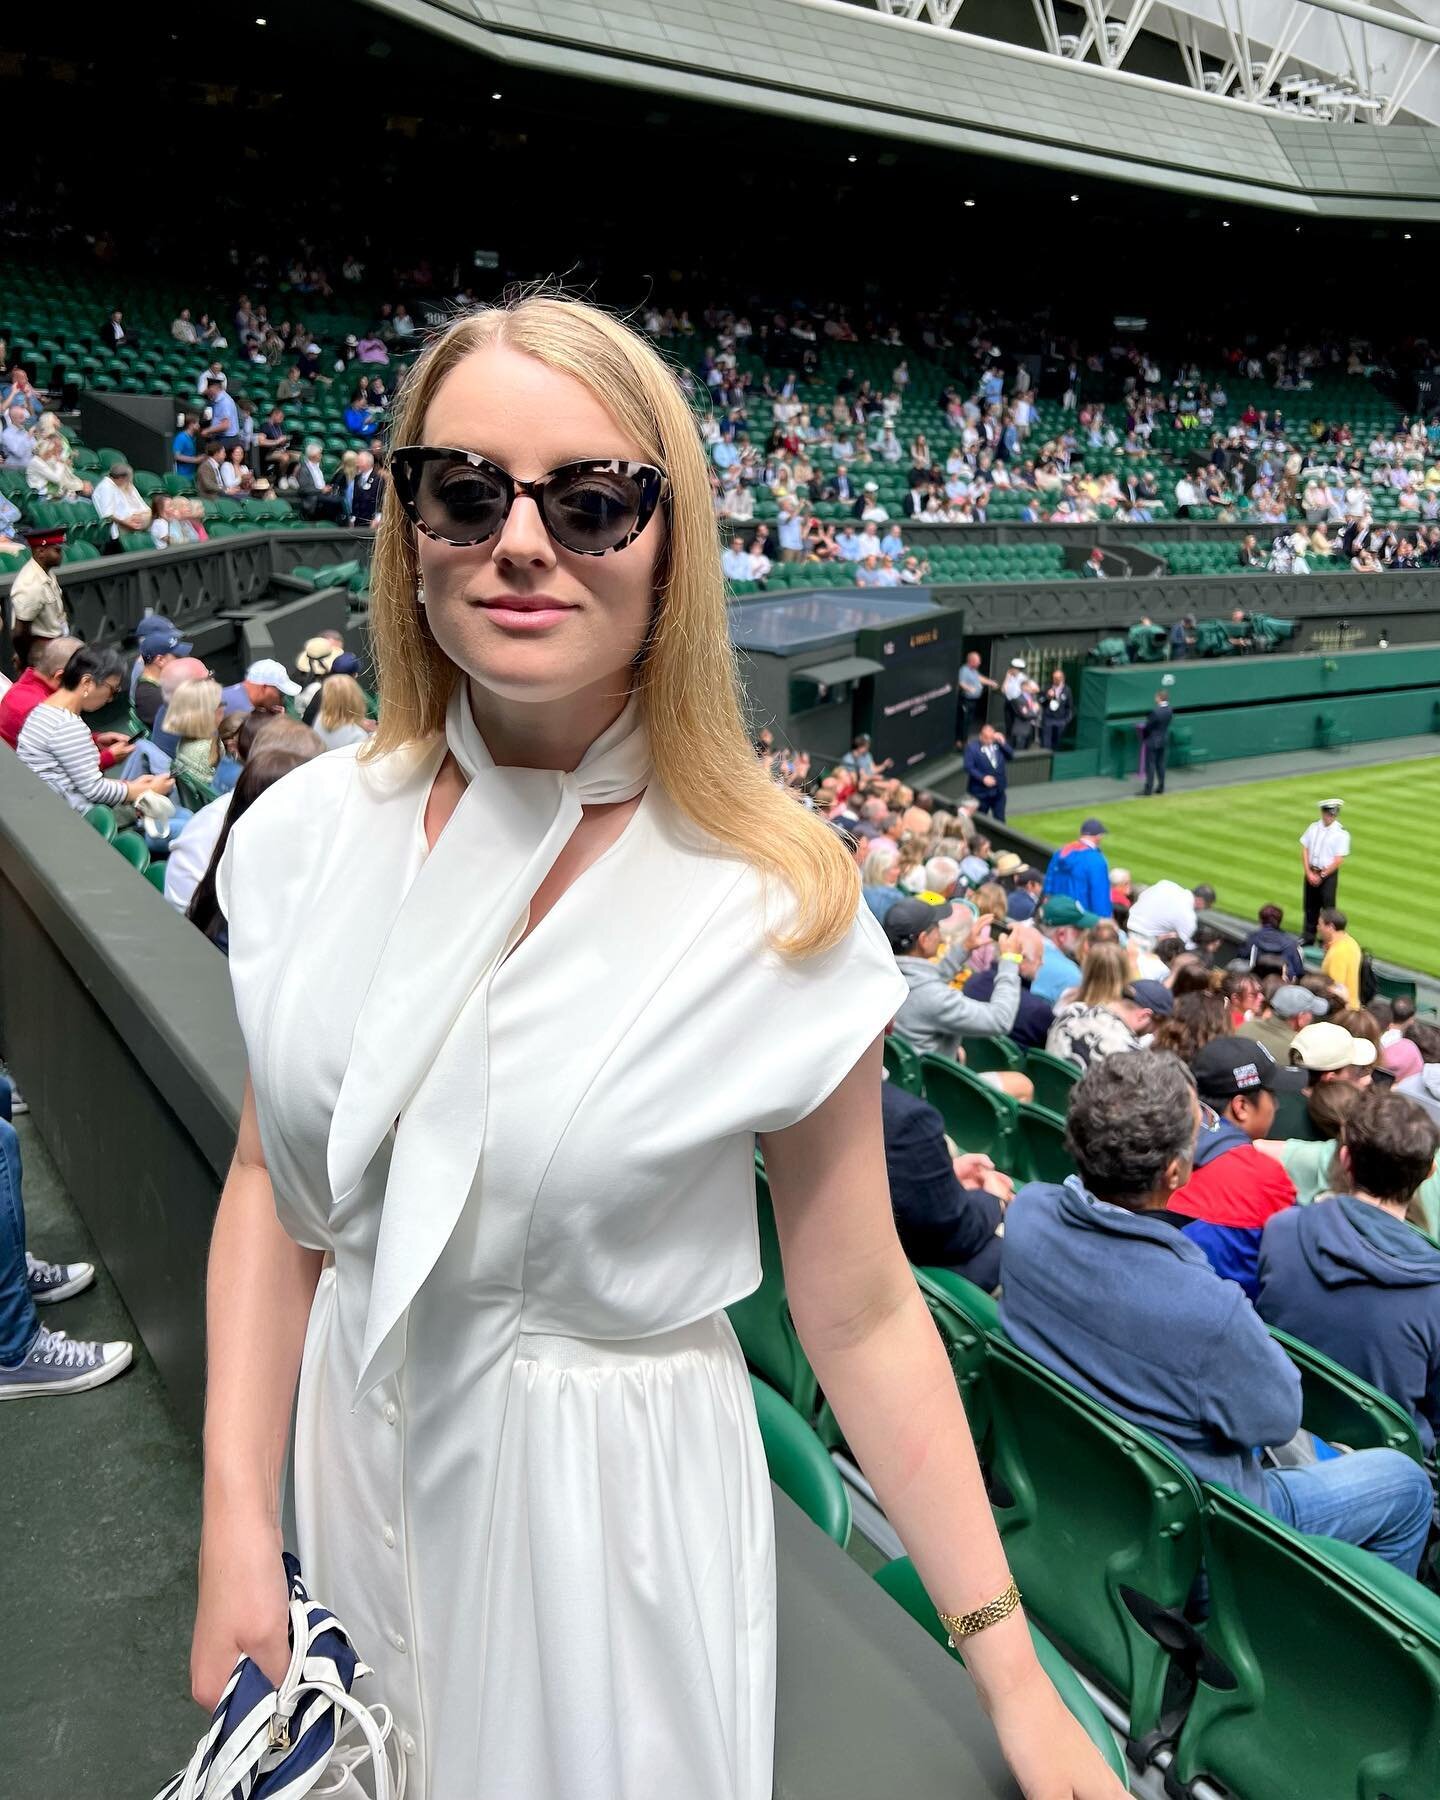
xmin=25 ymin=435 xmax=92 ymax=501
xmin=1046 ymin=941 xmax=1164 ymax=1071
xmin=312 ymin=672 xmax=371 ymax=750
xmin=192 ymin=295 xmax=1122 ymax=1800
xmin=165 ymin=676 xmax=223 ymax=791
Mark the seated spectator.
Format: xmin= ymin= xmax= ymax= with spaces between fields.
xmin=882 ymin=1074 xmax=1013 ymax=1292
xmin=955 ymin=923 xmax=1054 ymax=1050
xmin=213 ymin=710 xmax=248 ymax=795
xmin=195 ymin=445 xmax=227 ymax=500
xmin=1001 ymin=1052 xmax=1432 ymax=1574
xmin=1046 ymin=943 xmax=1171 ymax=1070
xmin=1258 ymin=1090 xmax=1440 ymax=1450
xmin=295 ymin=633 xmax=345 ymax=712
xmin=0 ymin=1113 xmax=134 ymax=1400
xmin=861 ymin=840 xmax=904 ymax=923
xmin=220 ymin=658 xmax=302 ymax=719
xmin=92 ymin=462 xmax=152 ymax=549
xmin=1148 ymin=988 xmax=1229 ymax=1066
xmin=1237 ymin=981 xmax=1329 ymax=1061
xmin=1393 ymin=1021 xmax=1440 ymax=1130
xmin=150 ymin=656 xmax=219 ymax=760
xmin=312 ymin=673 xmax=372 ymax=751
xmin=1 ymin=405 xmax=36 ymax=470
xmin=1256 ymin=1074 xmax=1440 ymax=1234
xmin=165 ymin=677 xmax=225 ymax=791
xmin=187 ymin=723 xmax=324 ymax=953
xmin=15 ymin=645 xmax=173 ymax=820
xmin=300 ymin=652 xmax=364 ymax=729
xmin=0 ymin=635 xmax=82 ymax=750
xmin=296 ymin=442 xmax=344 ymax=521
xmin=165 ymin=708 xmax=282 ymax=909
xmin=1318 ymin=907 xmax=1363 ymax=1004
xmin=133 ymin=628 xmax=196 ymax=730
xmin=220 ymin=444 xmax=252 ymax=494
xmin=888 ymin=894 xmax=1024 ymax=1054
xmin=25 ymin=435 xmax=91 ymax=501
xmin=1168 ymin=1037 xmax=1303 ymax=1294
xmin=1030 ymin=897 xmax=1091 ymax=1003
xmin=1241 ymin=903 xmax=1305 ymax=979
xmin=1041 ymin=819 xmax=1112 ymax=920
xmin=721 ymin=537 xmax=755 ymax=583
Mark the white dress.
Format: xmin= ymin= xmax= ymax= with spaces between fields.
xmin=218 ymin=708 xmax=907 ymax=1800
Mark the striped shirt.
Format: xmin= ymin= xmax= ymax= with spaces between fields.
xmin=16 ymin=703 xmax=127 ymax=812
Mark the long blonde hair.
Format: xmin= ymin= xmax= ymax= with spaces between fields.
xmin=164 ymin=677 xmax=221 ymax=760
xmin=364 ymin=294 xmax=859 ymax=958
xmin=1074 ymin=940 xmax=1129 ymax=1008
xmin=318 ymin=672 xmax=367 ymax=733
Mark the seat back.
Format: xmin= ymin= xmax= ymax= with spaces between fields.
xmin=726 ymin=1166 xmax=818 ymax=1418
xmin=959 ymin=1032 xmax=1023 ymax=1075
xmin=1172 ymin=1485 xmax=1440 ymax=1800
xmin=913 ymin=1267 xmax=996 ymax=1456
xmin=83 ymin=804 xmax=118 ymax=842
xmin=112 ymin=831 xmax=151 ymax=872
xmin=985 ymin=1337 xmax=1205 ymax=1739
xmin=1024 ymin=1048 xmax=1080 ymax=1115
xmin=919 ymin=1054 xmax=1017 ymax=1168
xmin=1269 ymin=1325 xmax=1426 ymax=1463
xmin=882 ymin=1031 xmax=926 ymax=1097
xmin=873 ymin=1557 xmax=1129 ymax=1788
xmin=173 ymin=767 xmax=219 ymax=816
xmin=749 ymin=1375 xmax=850 ymax=1548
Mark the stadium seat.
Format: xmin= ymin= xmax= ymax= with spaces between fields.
xmin=984 ymin=1335 xmax=1206 ymax=1746
xmin=919 ymin=1054 xmax=1017 ymax=1168
xmin=173 ymin=768 xmax=219 ymax=815
xmin=913 ymin=1265 xmax=996 ymax=1457
xmin=1169 ymin=1485 xmax=1440 ymax=1800
xmin=83 ymin=805 xmax=118 ymax=842
xmin=726 ymin=1166 xmax=818 ymax=1418
xmin=1023 ymin=1049 xmax=1079 ymax=1116
xmin=1012 ymin=1103 xmax=1073 ymax=1185
xmin=112 ymin=831 xmax=151 ymax=872
xmin=1268 ymin=1325 xmax=1426 ymax=1463
xmin=881 ymin=1031 xmax=926 ymax=1096
xmin=872 ymin=1557 xmax=1130 ymax=1788
xmin=144 ymin=862 xmax=168 ymax=893
xmin=958 ymin=1033 xmax=1024 ymax=1075
xmin=749 ymin=1375 xmax=850 ymax=1548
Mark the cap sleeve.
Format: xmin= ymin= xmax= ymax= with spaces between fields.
xmin=746 ymin=890 xmax=910 ymax=1136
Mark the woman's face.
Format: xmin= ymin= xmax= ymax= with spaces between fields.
xmin=416 ymin=345 xmax=665 ymax=707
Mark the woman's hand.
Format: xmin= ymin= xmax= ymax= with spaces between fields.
xmin=191 ymin=1504 xmax=292 ymax=1713
xmin=983 ymin=1661 xmax=1128 ymax=1799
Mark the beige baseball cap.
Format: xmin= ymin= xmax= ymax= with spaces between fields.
xmin=1289 ymin=1023 xmax=1377 ymax=1073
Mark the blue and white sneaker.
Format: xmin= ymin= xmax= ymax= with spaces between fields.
xmin=25 ymin=1251 xmax=96 ymax=1305
xmin=0 ymin=1325 xmax=132 ymax=1399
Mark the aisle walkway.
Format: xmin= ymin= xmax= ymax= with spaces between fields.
xmin=0 ymin=1116 xmax=201 ymax=1795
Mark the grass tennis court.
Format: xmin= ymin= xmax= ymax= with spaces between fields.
xmin=1016 ymin=758 xmax=1440 ymax=978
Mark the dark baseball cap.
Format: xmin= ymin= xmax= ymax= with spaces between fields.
xmin=141 ymin=630 xmax=194 ymax=660
xmin=1193 ymin=1036 xmax=1307 ymax=1101
xmin=1123 ymin=979 xmax=1174 ymax=1017
xmin=884 ymin=894 xmax=955 ymax=953
xmin=1080 ymin=817 xmax=1107 ymax=836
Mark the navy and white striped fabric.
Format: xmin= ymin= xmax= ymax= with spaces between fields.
xmin=154 ymin=1553 xmax=404 ymax=1799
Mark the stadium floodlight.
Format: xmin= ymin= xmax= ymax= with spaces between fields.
xmin=1056 ymin=33 xmax=1081 ymax=55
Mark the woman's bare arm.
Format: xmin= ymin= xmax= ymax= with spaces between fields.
xmin=760 ymin=1036 xmax=1123 ymax=1798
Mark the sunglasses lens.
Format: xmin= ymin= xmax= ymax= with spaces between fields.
xmin=545 ymin=468 xmax=645 ymax=553
xmin=413 ymin=457 xmax=508 ymax=542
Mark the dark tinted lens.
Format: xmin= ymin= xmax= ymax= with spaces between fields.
xmin=544 ymin=468 xmax=643 ymax=552
xmin=416 ymin=458 xmax=508 ymax=541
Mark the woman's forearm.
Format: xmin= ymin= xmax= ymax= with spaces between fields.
xmin=202 ymin=1151 xmax=323 ymax=1527
xmin=799 ymin=1279 xmax=1039 ymax=1700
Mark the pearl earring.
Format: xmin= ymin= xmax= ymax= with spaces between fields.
xmin=416 ymin=581 xmax=426 ymax=607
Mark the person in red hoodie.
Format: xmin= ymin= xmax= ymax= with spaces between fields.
xmin=1166 ymin=1037 xmax=1305 ymax=1298
xmin=0 ymin=634 xmax=133 ymax=770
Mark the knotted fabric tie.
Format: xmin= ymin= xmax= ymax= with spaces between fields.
xmin=326 ymin=681 xmax=653 ymax=1404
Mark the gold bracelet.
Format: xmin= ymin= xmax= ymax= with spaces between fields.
xmin=938 ymin=1579 xmax=1022 ymax=1647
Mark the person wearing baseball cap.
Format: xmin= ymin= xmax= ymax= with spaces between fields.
xmin=1041 ymin=818 xmax=1112 ymax=921
xmin=887 ymin=893 xmax=1030 ymax=1065
xmin=1168 ymin=1038 xmax=1306 ymax=1296
xmin=1236 ymin=983 xmax=1329 ymax=1063
xmin=1289 ymin=1021 xmax=1377 ymax=1085
xmin=1004 ymin=864 xmax=1045 ymax=923
xmin=1029 ymin=894 xmax=1097 ymax=1004
xmin=8 ymin=525 xmax=69 ymax=673
xmin=134 ymin=628 xmax=196 ymax=729
xmin=1300 ymin=799 xmax=1349 ymax=945
xmin=219 ymin=657 xmax=302 ymax=718
xmin=1001 ymin=1051 xmax=1434 ymax=1576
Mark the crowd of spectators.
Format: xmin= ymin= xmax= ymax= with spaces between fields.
xmin=824 ymin=771 xmax=1440 ymax=1582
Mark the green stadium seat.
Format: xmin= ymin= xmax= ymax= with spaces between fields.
xmin=872 ymin=1558 xmax=1129 ymax=1788
xmin=1171 ymin=1485 xmax=1440 ymax=1800
xmin=881 ymin=1031 xmax=926 ymax=1097
xmin=144 ymin=861 xmax=168 ymax=893
xmin=919 ymin=1054 xmax=1018 ymax=1168
xmin=913 ymin=1266 xmax=997 ymax=1457
xmin=120 ymin=532 xmax=154 ymax=555
xmin=726 ymin=1165 xmax=818 ymax=1418
xmin=1012 ymin=1103 xmax=1073 ymax=1185
xmin=1269 ymin=1325 xmax=1425 ymax=1462
xmin=958 ymin=1033 xmax=1024 ymax=1075
xmin=749 ymin=1375 xmax=850 ymax=1548
xmin=83 ymin=805 xmax=118 ymax=843
xmin=985 ymin=1335 xmax=1206 ymax=1744
xmin=112 ymin=832 xmax=151 ymax=873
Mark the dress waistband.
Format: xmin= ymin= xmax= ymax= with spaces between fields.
xmin=513 ymin=1312 xmax=738 ymax=1373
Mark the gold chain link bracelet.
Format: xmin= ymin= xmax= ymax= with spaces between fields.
xmin=938 ymin=1579 xmax=1022 ymax=1647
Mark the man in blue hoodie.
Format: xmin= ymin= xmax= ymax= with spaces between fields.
xmin=1041 ymin=818 xmax=1113 ymax=920
xmin=1002 ymin=1052 xmax=1433 ymax=1574
xmin=1258 ymin=1089 xmax=1440 ymax=1452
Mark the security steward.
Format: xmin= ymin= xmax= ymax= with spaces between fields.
xmin=1300 ymin=799 xmax=1349 ymax=945
xmin=7 ymin=525 xmax=70 ymax=675
xmin=1139 ymin=675 xmax=1175 ymax=797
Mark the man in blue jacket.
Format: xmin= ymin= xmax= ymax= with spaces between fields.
xmin=962 ymin=722 xmax=1012 ymax=822
xmin=881 ymin=1078 xmax=1010 ymax=1291
xmin=1258 ymin=1089 xmax=1440 ymax=1451
xmin=1042 ymin=818 xmax=1113 ymax=919
xmin=1001 ymin=1052 xmax=1432 ymax=1573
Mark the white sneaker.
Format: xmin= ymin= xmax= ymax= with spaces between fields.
xmin=0 ymin=1325 xmax=133 ymax=1398
xmin=25 ymin=1251 xmax=96 ymax=1305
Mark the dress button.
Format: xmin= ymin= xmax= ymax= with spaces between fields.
xmin=400 ymin=1731 xmax=418 ymax=1756
xmin=388 ymin=1630 xmax=407 ymax=1654
xmin=383 ymin=1524 xmax=397 ymax=1548
xmin=383 ymin=1401 xmax=399 ymax=1425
